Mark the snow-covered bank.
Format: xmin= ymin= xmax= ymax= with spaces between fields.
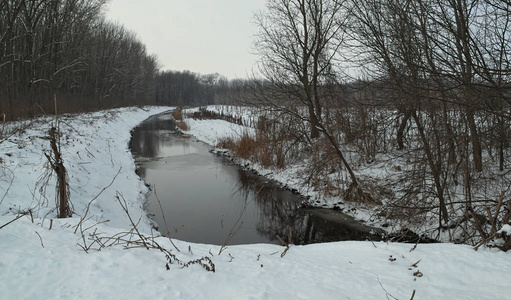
xmin=181 ymin=106 xmax=511 ymax=248
xmin=3 ymin=215 xmax=510 ymax=299
xmin=1 ymin=107 xmax=509 ymax=299
xmin=182 ymin=107 xmax=360 ymax=216
xmin=0 ymin=106 xmax=170 ymax=232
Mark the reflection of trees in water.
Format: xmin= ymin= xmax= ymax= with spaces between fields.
xmin=130 ymin=114 xmax=176 ymax=158
xmin=235 ymin=169 xmax=378 ymax=245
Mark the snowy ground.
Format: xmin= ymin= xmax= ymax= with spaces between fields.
xmin=0 ymin=107 xmax=509 ymax=299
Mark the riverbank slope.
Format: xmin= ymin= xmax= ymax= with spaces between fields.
xmin=0 ymin=107 xmax=509 ymax=299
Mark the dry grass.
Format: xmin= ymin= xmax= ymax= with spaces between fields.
xmin=218 ymin=132 xmax=258 ymax=160
xmin=176 ymin=120 xmax=188 ymax=131
xmin=217 ymin=131 xmax=286 ymax=169
xmin=217 ymin=137 xmax=236 ymax=150
xmin=172 ymin=108 xmax=183 ymax=121
xmin=172 ymin=108 xmax=188 ymax=131
xmin=236 ymin=132 xmax=259 ymax=159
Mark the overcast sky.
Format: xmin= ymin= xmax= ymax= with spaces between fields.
xmin=105 ymin=0 xmax=266 ymax=79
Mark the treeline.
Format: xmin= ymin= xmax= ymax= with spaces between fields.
xmin=154 ymin=70 xmax=258 ymax=106
xmin=0 ymin=0 xmax=263 ymax=119
xmin=0 ymin=0 xmax=158 ymax=119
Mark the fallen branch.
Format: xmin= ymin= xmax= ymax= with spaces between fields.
xmin=268 ymin=226 xmax=292 ymax=257
xmin=0 ymin=211 xmax=29 ymax=230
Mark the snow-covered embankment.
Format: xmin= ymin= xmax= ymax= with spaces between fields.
xmin=0 ymin=106 xmax=510 ymax=299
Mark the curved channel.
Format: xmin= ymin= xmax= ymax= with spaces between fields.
xmin=130 ymin=113 xmax=382 ymax=245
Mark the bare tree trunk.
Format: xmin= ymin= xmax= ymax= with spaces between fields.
xmin=466 ymin=109 xmax=483 ymax=172
xmin=45 ymin=126 xmax=71 ymax=218
xmin=412 ymin=111 xmax=449 ymax=224
xmin=308 ymin=102 xmax=320 ymax=139
xmin=397 ymin=110 xmax=411 ymax=150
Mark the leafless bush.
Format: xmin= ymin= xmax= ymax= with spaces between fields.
xmin=217 ymin=130 xmax=287 ymax=169
xmin=190 ymin=106 xmax=244 ymax=125
xmin=471 ymin=192 xmax=511 ymax=251
xmin=217 ymin=137 xmax=236 ymax=150
xmin=44 ymin=125 xmax=72 ymax=218
xmin=215 ymin=109 xmax=307 ymax=170
xmin=0 ymin=117 xmax=32 ymax=145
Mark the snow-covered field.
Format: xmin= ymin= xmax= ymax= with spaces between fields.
xmin=1 ymin=107 xmax=509 ymax=299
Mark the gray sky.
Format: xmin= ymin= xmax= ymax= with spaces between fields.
xmin=106 ymin=0 xmax=266 ymax=79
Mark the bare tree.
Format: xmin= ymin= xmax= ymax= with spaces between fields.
xmin=251 ymin=0 xmax=375 ymax=200
xmin=254 ymin=0 xmax=347 ymax=138
xmin=349 ymin=0 xmax=511 ymax=238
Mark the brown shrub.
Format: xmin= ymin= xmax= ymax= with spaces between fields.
xmin=217 ymin=132 xmax=283 ymax=168
xmin=217 ymin=137 xmax=236 ymax=150
xmin=235 ymin=132 xmax=258 ymax=160
xmin=176 ymin=120 xmax=188 ymax=131
xmin=172 ymin=108 xmax=183 ymax=121
xmin=257 ymin=144 xmax=273 ymax=168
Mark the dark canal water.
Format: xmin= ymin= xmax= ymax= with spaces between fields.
xmin=130 ymin=113 xmax=382 ymax=246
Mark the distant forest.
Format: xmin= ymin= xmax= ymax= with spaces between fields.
xmin=0 ymin=0 xmax=245 ymax=120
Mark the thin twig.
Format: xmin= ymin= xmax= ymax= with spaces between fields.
xmin=74 ymin=167 xmax=122 ymax=234
xmin=35 ymin=231 xmax=44 ymax=248
xmin=154 ymin=186 xmax=180 ymax=252
xmin=377 ymin=276 xmax=398 ymax=300
xmin=411 ymin=259 xmax=421 ymax=268
xmin=115 ymin=192 xmax=149 ymax=250
xmin=0 ymin=166 xmax=14 ymax=206
xmin=268 ymin=226 xmax=291 ymax=257
xmin=218 ymin=200 xmax=252 ymax=255
xmin=268 ymin=227 xmax=288 ymax=246
xmin=107 ymin=140 xmax=115 ymax=167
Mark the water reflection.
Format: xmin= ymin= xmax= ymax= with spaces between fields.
xmin=130 ymin=113 xmax=382 ymax=246
xmin=234 ymin=169 xmax=382 ymax=244
xmin=131 ymin=113 xmax=197 ymax=159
